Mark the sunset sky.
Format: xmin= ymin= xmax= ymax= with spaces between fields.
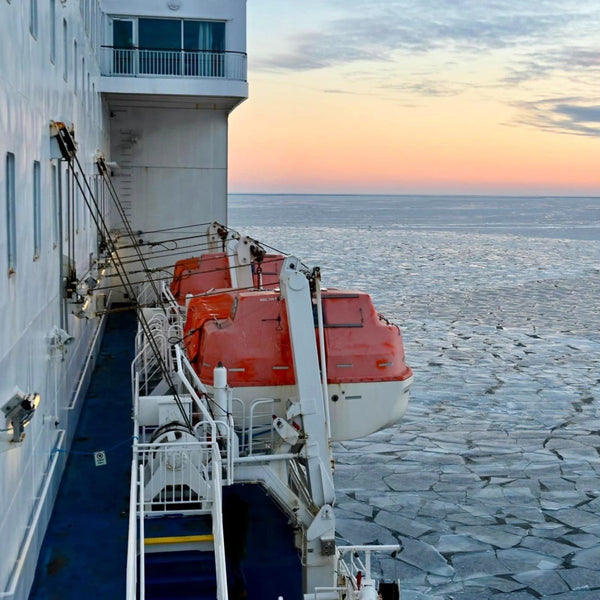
xmin=228 ymin=0 xmax=600 ymax=195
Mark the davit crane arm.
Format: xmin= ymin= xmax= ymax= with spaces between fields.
xmin=279 ymin=256 xmax=337 ymax=593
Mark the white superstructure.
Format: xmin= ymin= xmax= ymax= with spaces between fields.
xmin=0 ymin=1 xmax=247 ymax=597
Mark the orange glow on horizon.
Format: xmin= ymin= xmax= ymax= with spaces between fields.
xmin=229 ymin=48 xmax=600 ymax=196
xmin=229 ymin=81 xmax=600 ymax=195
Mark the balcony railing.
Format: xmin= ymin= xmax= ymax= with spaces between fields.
xmin=101 ymin=46 xmax=247 ymax=81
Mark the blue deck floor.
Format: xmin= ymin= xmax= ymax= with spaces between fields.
xmin=29 ymin=308 xmax=303 ymax=599
xmin=30 ymin=309 xmax=136 ymax=600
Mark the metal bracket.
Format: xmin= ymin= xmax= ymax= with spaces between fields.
xmin=2 ymin=390 xmax=39 ymax=442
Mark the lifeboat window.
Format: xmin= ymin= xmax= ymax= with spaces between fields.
xmin=321 ymin=294 xmax=364 ymax=328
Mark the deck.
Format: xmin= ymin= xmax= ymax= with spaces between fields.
xmin=29 ymin=309 xmax=136 ymax=599
xmin=28 ymin=307 xmax=303 ymax=599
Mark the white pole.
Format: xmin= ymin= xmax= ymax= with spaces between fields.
xmin=314 ymin=270 xmax=331 ymax=439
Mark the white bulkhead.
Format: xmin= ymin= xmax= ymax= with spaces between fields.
xmin=0 ymin=0 xmax=246 ymax=596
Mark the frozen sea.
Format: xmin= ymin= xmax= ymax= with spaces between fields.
xmin=230 ymin=194 xmax=600 ymax=599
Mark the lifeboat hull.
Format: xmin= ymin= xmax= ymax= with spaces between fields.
xmin=208 ymin=378 xmax=412 ymax=442
xmin=184 ymin=288 xmax=413 ymax=441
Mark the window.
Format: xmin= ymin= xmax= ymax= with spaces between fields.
xmin=50 ymin=0 xmax=56 ymax=63
xmin=74 ymin=40 xmax=78 ymax=92
xmin=139 ymin=18 xmax=180 ymax=75
xmin=51 ymin=164 xmax=59 ymax=248
xmin=30 ymin=0 xmax=38 ymax=38
xmin=33 ymin=161 xmax=41 ymax=259
xmin=63 ymin=165 xmax=68 ymax=243
xmin=82 ymin=56 xmax=85 ymax=101
xmin=121 ymin=18 xmax=226 ymax=77
xmin=91 ymin=2 xmax=96 ymax=47
xmin=112 ymin=19 xmax=134 ymax=74
xmin=139 ymin=18 xmax=180 ymax=51
xmin=184 ymin=21 xmax=225 ymax=52
xmin=6 ymin=153 xmax=16 ymax=274
xmin=92 ymin=82 xmax=96 ymax=121
xmin=63 ymin=19 xmax=68 ymax=80
xmin=184 ymin=21 xmax=225 ymax=76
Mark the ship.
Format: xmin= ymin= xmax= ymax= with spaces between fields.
xmin=0 ymin=2 xmax=412 ymax=599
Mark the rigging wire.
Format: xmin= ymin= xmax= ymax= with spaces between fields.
xmin=54 ymin=126 xmax=300 ymax=436
xmin=118 ymin=231 xmax=214 ymax=250
xmin=90 ymin=254 xmax=286 ymax=293
xmin=118 ymin=221 xmax=216 ymax=236
xmin=114 ymin=239 xmax=219 ymax=265
xmin=60 ymin=144 xmax=193 ymax=433
xmin=94 ymin=162 xmax=193 ymax=431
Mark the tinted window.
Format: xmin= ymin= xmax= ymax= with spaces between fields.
xmin=139 ymin=18 xmax=180 ymax=50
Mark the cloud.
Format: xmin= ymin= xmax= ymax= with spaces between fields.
xmin=379 ymin=80 xmax=463 ymax=98
xmin=513 ymin=98 xmax=600 ymax=136
xmin=252 ymin=0 xmax=600 ymax=136
xmin=255 ymin=1 xmax=586 ymax=72
xmin=504 ymin=47 xmax=600 ymax=85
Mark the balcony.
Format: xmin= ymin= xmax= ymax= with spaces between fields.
xmin=99 ymin=47 xmax=248 ymax=104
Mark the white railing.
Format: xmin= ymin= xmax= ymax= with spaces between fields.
xmin=137 ymin=280 xmax=182 ymax=315
xmin=173 ymin=345 xmax=235 ymax=485
xmin=125 ymin=456 xmax=138 ymax=600
xmin=211 ymin=444 xmax=228 ymax=600
xmin=132 ymin=306 xmax=183 ymax=397
xmin=138 ymin=464 xmax=146 ymax=600
xmin=101 ymin=47 xmax=247 ymax=81
xmin=231 ymin=397 xmax=275 ymax=456
xmin=128 ymin=309 xmax=232 ymax=598
xmin=139 ymin=439 xmax=213 ymax=510
xmin=334 ymin=545 xmax=401 ymax=600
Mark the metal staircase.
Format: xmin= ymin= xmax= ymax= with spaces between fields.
xmin=144 ymin=549 xmax=217 ymax=600
xmin=128 ymin=290 xmax=231 ymax=600
xmin=143 ymin=516 xmax=217 ymax=600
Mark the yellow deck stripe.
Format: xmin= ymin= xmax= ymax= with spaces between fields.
xmin=144 ymin=534 xmax=214 ymax=545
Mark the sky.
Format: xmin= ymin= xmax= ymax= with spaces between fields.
xmin=228 ymin=0 xmax=600 ymax=196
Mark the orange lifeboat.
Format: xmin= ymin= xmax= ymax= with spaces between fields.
xmin=170 ymin=252 xmax=285 ymax=305
xmin=170 ymin=253 xmax=231 ymax=304
xmin=183 ymin=288 xmax=412 ymax=440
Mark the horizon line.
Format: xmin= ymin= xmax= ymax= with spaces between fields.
xmin=228 ymin=192 xmax=600 ymax=199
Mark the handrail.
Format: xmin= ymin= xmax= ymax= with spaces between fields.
xmin=234 ymin=453 xmax=297 ymax=464
xmin=129 ymin=291 xmax=233 ymax=598
xmin=315 ymin=274 xmax=331 ymax=438
xmin=101 ymin=45 xmax=246 ymax=54
xmin=211 ymin=441 xmax=228 ymax=600
xmin=303 ymin=588 xmax=344 ymax=600
xmin=131 ymin=306 xmax=184 ymax=397
xmin=248 ymin=398 xmax=275 ymax=456
xmin=174 ymin=345 xmax=213 ymax=424
xmin=139 ymin=464 xmax=146 ymax=600
xmin=335 ymin=545 xmax=401 ymax=597
xmin=0 ymin=430 xmax=65 ymax=598
xmin=100 ymin=46 xmax=247 ymax=81
xmin=68 ymin=291 xmax=112 ymax=410
xmin=125 ymin=456 xmax=138 ymax=600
